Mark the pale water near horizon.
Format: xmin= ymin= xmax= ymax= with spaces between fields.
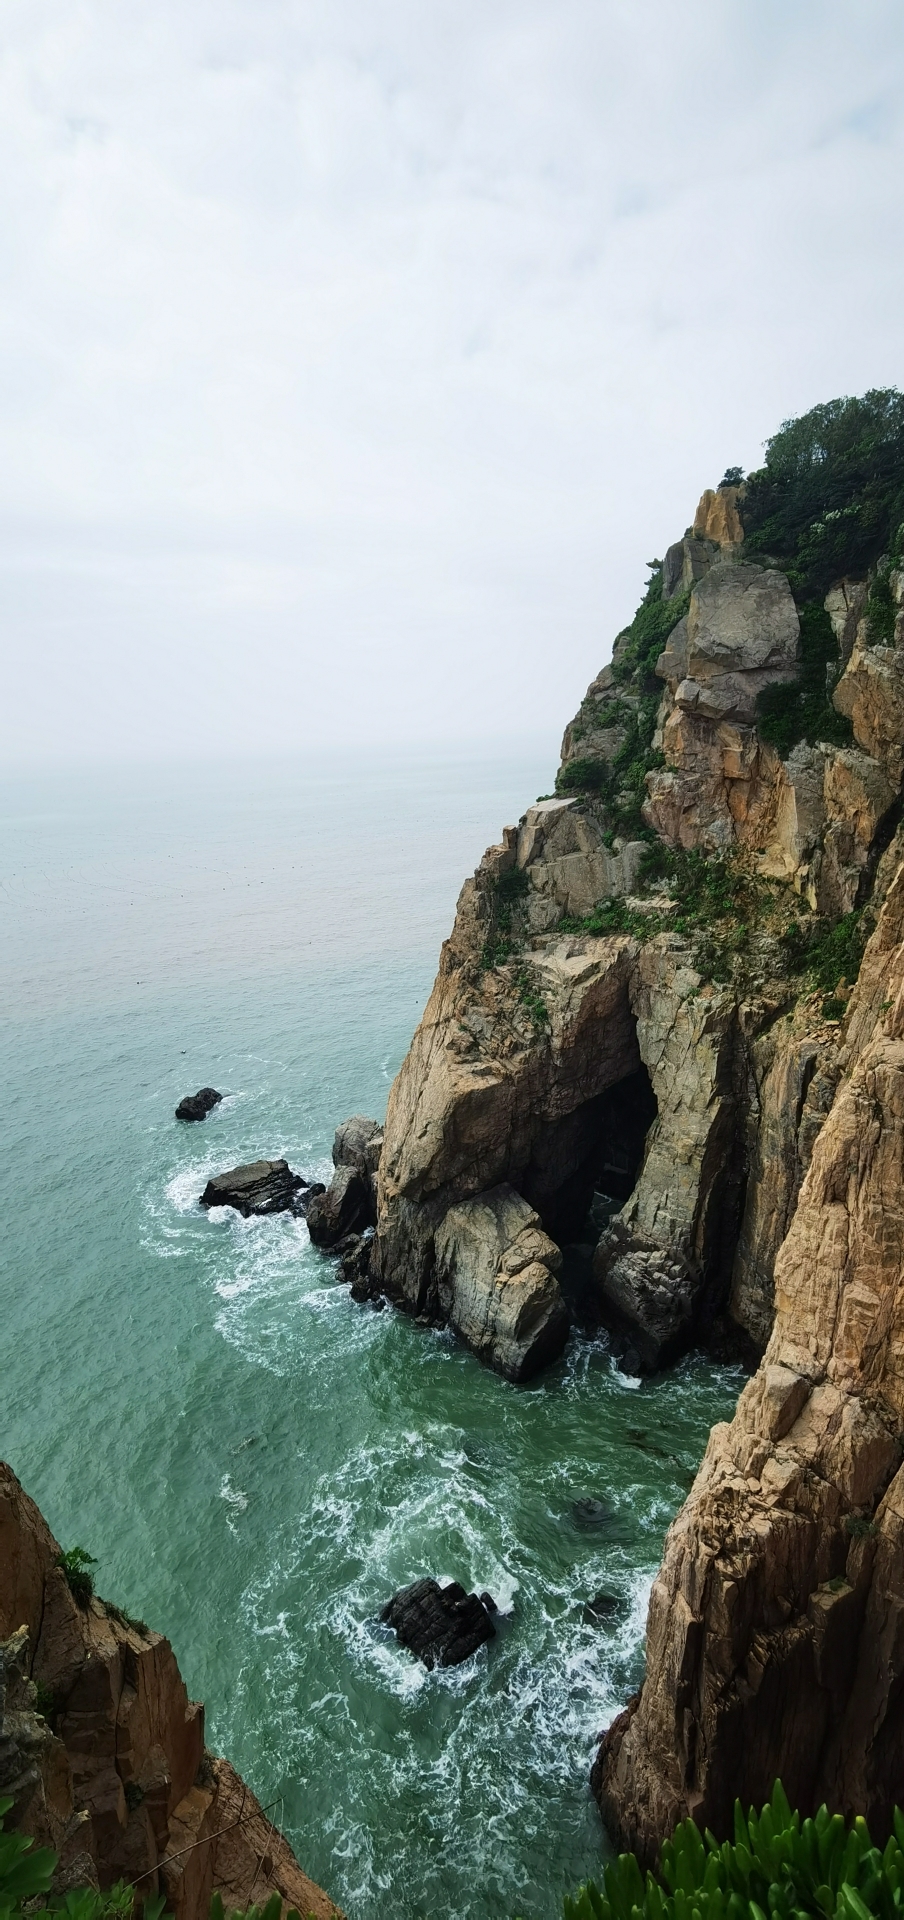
xmin=0 ymin=749 xmax=743 ymax=1920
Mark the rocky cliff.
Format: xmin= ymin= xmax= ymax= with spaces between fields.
xmin=343 ymin=397 xmax=904 ymax=1386
xmin=594 ymin=828 xmax=904 ymax=1853
xmin=0 ymin=1461 xmax=339 ymax=1920
xmin=314 ymin=392 xmax=904 ymax=1834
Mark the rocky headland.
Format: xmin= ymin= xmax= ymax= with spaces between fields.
xmin=314 ymin=392 xmax=904 ymax=1834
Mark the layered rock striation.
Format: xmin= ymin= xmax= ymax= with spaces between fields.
xmin=0 ymin=1462 xmax=338 ymax=1920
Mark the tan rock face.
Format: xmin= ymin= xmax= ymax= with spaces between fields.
xmin=644 ymin=562 xmax=798 ymax=855
xmin=729 ymin=1022 xmax=839 ymax=1349
xmin=693 ymin=486 xmax=745 ymax=549
xmin=834 ymin=619 xmax=904 ymax=791
xmin=374 ymin=880 xmax=642 ymax=1353
xmin=0 ymin=1463 xmax=340 ymax=1920
xmin=434 ymin=1185 xmax=568 ymax=1378
xmin=594 ymin=849 xmax=904 ymax=1857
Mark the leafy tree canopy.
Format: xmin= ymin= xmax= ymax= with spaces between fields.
xmin=741 ymin=388 xmax=904 ymax=599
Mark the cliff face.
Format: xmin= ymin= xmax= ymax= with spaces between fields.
xmin=595 ymin=836 xmax=904 ymax=1853
xmin=0 ymin=1462 xmax=339 ymax=1920
xmin=367 ymin=465 xmax=904 ymax=1382
xmin=347 ymin=394 xmax=904 ymax=1841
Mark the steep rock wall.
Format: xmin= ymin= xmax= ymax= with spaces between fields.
xmin=594 ymin=836 xmax=904 ymax=1854
xmin=0 ymin=1462 xmax=339 ymax=1920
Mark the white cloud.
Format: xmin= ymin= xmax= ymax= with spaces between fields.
xmin=1 ymin=0 xmax=903 ymax=763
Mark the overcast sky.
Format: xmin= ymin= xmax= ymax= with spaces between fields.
xmin=2 ymin=0 xmax=903 ymax=767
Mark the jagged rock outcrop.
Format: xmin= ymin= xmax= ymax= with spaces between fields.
xmin=306 ymin=1165 xmax=372 ymax=1247
xmin=728 ymin=1015 xmax=840 ymax=1349
xmin=371 ymin=860 xmax=642 ymax=1372
xmin=594 ymin=837 xmax=904 ymax=1853
xmin=332 ymin=1116 xmax=382 ymax=1201
xmin=645 ymin=560 xmax=799 ymax=853
xmin=380 ymin=1579 xmax=497 ymax=1669
xmin=366 ymin=445 xmax=904 ymax=1382
xmin=833 ymin=569 xmax=904 ymax=788
xmin=0 ymin=1463 xmax=339 ymax=1920
xmin=306 ymin=1117 xmax=382 ymax=1248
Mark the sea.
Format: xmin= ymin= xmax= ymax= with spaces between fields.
xmin=0 ymin=748 xmax=743 ymax=1920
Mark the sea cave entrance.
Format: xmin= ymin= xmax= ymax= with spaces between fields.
xmin=520 ymin=1063 xmax=658 ymax=1257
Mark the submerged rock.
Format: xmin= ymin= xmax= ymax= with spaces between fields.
xmin=571 ymin=1496 xmax=615 ymax=1531
xmin=175 ymin=1087 xmax=222 ymax=1122
xmin=583 ymin=1591 xmax=622 ymax=1627
xmin=199 ymin=1159 xmax=307 ymax=1216
xmin=380 ymin=1578 xmax=496 ymax=1669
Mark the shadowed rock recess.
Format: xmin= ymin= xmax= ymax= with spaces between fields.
xmin=0 ymin=1463 xmax=340 ymax=1920
xmin=319 ymin=394 xmax=904 ymax=1830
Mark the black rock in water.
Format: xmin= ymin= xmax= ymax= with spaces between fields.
xmin=199 ymin=1159 xmax=308 ymax=1217
xmin=583 ymin=1590 xmax=621 ymax=1627
xmin=176 ymin=1087 xmax=223 ymax=1123
xmin=380 ymin=1578 xmax=497 ymax=1669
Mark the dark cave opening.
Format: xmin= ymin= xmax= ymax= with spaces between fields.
xmin=520 ymin=1063 xmax=658 ymax=1252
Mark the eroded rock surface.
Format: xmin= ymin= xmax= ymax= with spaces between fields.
xmin=0 ymin=1463 xmax=340 ymax=1920
xmin=434 ymin=1185 xmax=568 ymax=1378
xmin=306 ymin=1165 xmax=372 ymax=1246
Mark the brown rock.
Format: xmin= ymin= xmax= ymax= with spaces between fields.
xmin=594 ymin=846 xmax=904 ymax=1856
xmin=0 ymin=1463 xmax=341 ymax=1920
xmin=692 ymin=485 xmax=745 ymax=548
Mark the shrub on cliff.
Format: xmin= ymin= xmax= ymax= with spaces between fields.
xmin=741 ymin=389 xmax=904 ymax=600
xmin=565 ymin=1781 xmax=904 ymax=1920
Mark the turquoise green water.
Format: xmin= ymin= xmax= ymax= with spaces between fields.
xmin=0 ymin=751 xmax=743 ymax=1920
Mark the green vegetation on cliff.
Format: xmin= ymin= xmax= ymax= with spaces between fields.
xmin=755 ymin=602 xmax=853 ymax=758
xmin=742 ymin=389 xmax=904 ymax=599
xmin=555 ymin=570 xmax=683 ymax=833
xmin=569 ymin=1782 xmax=904 ymax=1920
xmin=742 ymin=390 xmax=904 ymax=752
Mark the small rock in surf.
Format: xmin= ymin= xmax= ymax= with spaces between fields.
xmin=176 ymin=1087 xmax=223 ymax=1122
xmin=583 ymin=1590 xmax=621 ymax=1626
xmin=380 ymin=1577 xmax=497 ymax=1669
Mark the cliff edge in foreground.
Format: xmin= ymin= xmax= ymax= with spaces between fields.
xmin=0 ymin=1461 xmax=339 ymax=1920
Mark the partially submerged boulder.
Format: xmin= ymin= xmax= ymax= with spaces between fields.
xmin=199 ymin=1160 xmax=307 ymax=1217
xmin=175 ymin=1088 xmax=222 ymax=1123
xmin=380 ymin=1578 xmax=496 ymax=1669
xmin=593 ymin=1221 xmax=696 ymax=1372
xmin=307 ymin=1165 xmax=372 ymax=1247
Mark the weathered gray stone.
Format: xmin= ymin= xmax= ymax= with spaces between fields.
xmin=433 ymin=1185 xmax=568 ymax=1380
xmin=593 ymin=1220 xmax=695 ymax=1371
xmin=333 ymin=1115 xmax=383 ymax=1182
